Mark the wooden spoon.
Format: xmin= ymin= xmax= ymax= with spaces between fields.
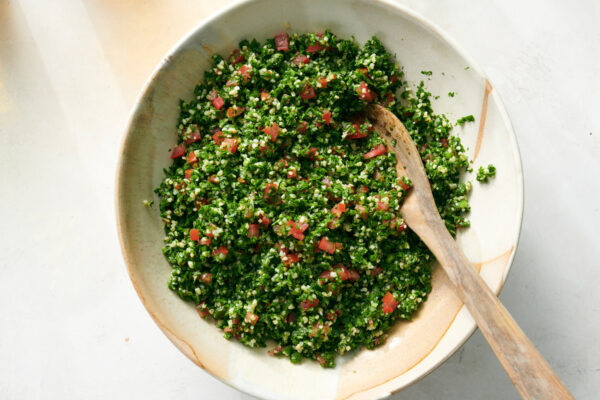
xmin=367 ymin=104 xmax=573 ymax=399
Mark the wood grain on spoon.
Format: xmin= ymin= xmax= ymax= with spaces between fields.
xmin=367 ymin=104 xmax=573 ymax=400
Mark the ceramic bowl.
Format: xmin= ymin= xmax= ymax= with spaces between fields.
xmin=116 ymin=0 xmax=523 ymax=398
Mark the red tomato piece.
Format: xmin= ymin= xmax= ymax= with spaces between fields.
xmin=382 ymin=291 xmax=398 ymax=314
xmin=364 ymin=144 xmax=388 ymax=159
xmin=201 ymin=273 xmax=212 ymax=284
xmin=187 ymin=151 xmax=198 ymax=164
xmin=212 ymin=131 xmax=225 ymax=145
xmin=245 ymin=312 xmax=259 ymax=325
xmin=355 ymin=204 xmax=367 ymax=220
xmin=292 ymin=54 xmax=310 ymax=66
xmin=371 ymin=267 xmax=383 ymax=276
xmin=274 ymin=33 xmax=289 ymax=51
xmin=190 ymin=229 xmax=200 ymax=241
xmin=398 ymin=179 xmax=411 ymax=191
xmin=260 ymin=91 xmax=270 ymax=102
xmin=263 ymin=182 xmax=279 ymax=201
xmin=184 ymin=125 xmax=202 ymax=144
xmin=316 ymin=354 xmax=327 ymax=366
xmin=284 ymin=253 xmax=300 ymax=267
xmin=213 ymin=246 xmax=228 ymax=256
xmin=299 ymin=299 xmax=319 ymax=310
xmin=227 ymin=106 xmax=245 ymax=118
xmin=170 ymin=143 xmax=186 ymax=159
xmin=307 ymin=42 xmax=325 ymax=52
xmin=260 ymin=216 xmax=270 ymax=227
xmin=306 ymin=147 xmax=317 ymax=159
xmin=376 ymin=196 xmax=389 ymax=211
xmin=300 ymin=85 xmax=316 ymax=100
xmin=357 ymin=81 xmax=375 ymax=101
xmin=318 ymin=77 xmax=329 ymax=88
xmin=297 ymin=121 xmax=308 ymax=134
xmin=346 ymin=123 xmax=370 ymax=140
xmin=327 ymin=217 xmax=340 ymax=229
xmin=440 ymin=137 xmax=448 ymax=148
xmin=360 ymin=185 xmax=369 ymax=193
xmin=185 ymin=169 xmax=194 ymax=180
xmin=323 ymin=110 xmax=332 ymax=125
xmin=230 ymin=48 xmax=245 ymax=64
xmin=196 ymin=302 xmax=209 ymax=318
xmin=264 ymin=122 xmax=281 ymax=142
xmin=331 ymin=202 xmax=346 ymax=217
xmin=211 ymin=96 xmax=225 ymax=110
xmin=318 ymin=237 xmax=336 ymax=254
xmin=287 ymin=168 xmax=298 ymax=179
xmin=238 ymin=64 xmax=252 ymax=83
xmin=208 ymin=175 xmax=219 ymax=184
xmin=248 ymin=223 xmax=260 ymax=238
xmin=383 ymin=92 xmax=395 ymax=105
xmin=199 ymin=237 xmax=212 ymax=246
xmin=222 ymin=138 xmax=238 ymax=153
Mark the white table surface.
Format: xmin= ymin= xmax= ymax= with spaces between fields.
xmin=1 ymin=0 xmax=598 ymax=398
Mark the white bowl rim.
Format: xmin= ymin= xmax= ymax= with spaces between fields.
xmin=115 ymin=0 xmax=524 ymax=397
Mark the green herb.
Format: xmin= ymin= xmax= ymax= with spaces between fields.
xmin=448 ymin=92 xmax=455 ymax=97
xmin=456 ymin=115 xmax=475 ymax=125
xmin=476 ymin=164 xmax=496 ymax=182
xmin=420 ymin=70 xmax=433 ymax=76
xmin=154 ymin=31 xmax=477 ymax=368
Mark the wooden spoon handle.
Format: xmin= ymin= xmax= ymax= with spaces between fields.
xmin=431 ymin=227 xmax=573 ymax=399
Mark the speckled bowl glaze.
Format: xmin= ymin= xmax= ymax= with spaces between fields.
xmin=116 ymin=0 xmax=523 ymax=398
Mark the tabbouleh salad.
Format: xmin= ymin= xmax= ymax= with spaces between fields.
xmin=154 ymin=31 xmax=489 ymax=367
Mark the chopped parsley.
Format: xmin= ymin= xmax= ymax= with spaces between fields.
xmin=420 ymin=70 xmax=433 ymax=76
xmin=154 ymin=31 xmax=479 ymax=368
xmin=448 ymin=92 xmax=455 ymax=97
xmin=476 ymin=164 xmax=496 ymax=182
xmin=456 ymin=114 xmax=475 ymax=125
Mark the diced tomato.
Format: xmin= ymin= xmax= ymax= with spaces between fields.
xmin=222 ymin=138 xmax=238 ymax=153
xmin=260 ymin=91 xmax=271 ymax=102
xmin=300 ymin=84 xmax=316 ymax=100
xmin=230 ymin=48 xmax=245 ymax=65
xmin=307 ymin=42 xmax=325 ymax=52
xmin=196 ymin=302 xmax=209 ymax=318
xmin=383 ymin=92 xmax=395 ymax=105
xmin=227 ymin=106 xmax=245 ymax=118
xmin=319 ymin=270 xmax=335 ymax=281
xmin=286 ymin=312 xmax=297 ymax=324
xmin=355 ymin=204 xmax=367 ymax=220
xmin=226 ymin=79 xmax=237 ymax=87
xmin=187 ymin=151 xmax=198 ymax=164
xmin=357 ymin=81 xmax=376 ymax=101
xmin=263 ymin=182 xmax=279 ymax=201
xmin=309 ymin=322 xmax=330 ymax=338
xmin=264 ymin=122 xmax=281 ymax=142
xmin=316 ymin=354 xmax=327 ymax=366
xmin=275 ymin=243 xmax=289 ymax=254
xmin=260 ymin=216 xmax=270 ymax=227
xmin=346 ymin=123 xmax=371 ymax=140
xmin=323 ymin=110 xmax=332 ymax=125
xmin=358 ymin=67 xmax=369 ymax=77
xmin=398 ymin=179 xmax=411 ymax=191
xmin=287 ymin=168 xmax=298 ymax=179
xmin=331 ymin=202 xmax=346 ymax=217
xmin=212 ymin=131 xmax=225 ymax=145
xmin=360 ymin=185 xmax=369 ymax=193
xmin=440 ymin=137 xmax=448 ymax=148
xmin=206 ymin=228 xmax=215 ymax=238
xmin=208 ymin=175 xmax=219 ymax=184
xmin=382 ymin=291 xmax=398 ymax=314
xmin=170 ymin=143 xmax=186 ymax=159
xmin=376 ymin=196 xmax=389 ymax=211
xmin=185 ymin=168 xmax=194 ymax=180
xmin=306 ymin=147 xmax=317 ymax=159
xmin=201 ymin=272 xmax=212 ymax=284
xmin=209 ymin=90 xmax=225 ymax=110
xmin=299 ymin=299 xmax=319 ymax=310
xmin=364 ymin=144 xmax=388 ymax=159
xmin=297 ymin=121 xmax=308 ymax=134
xmin=185 ymin=125 xmax=202 ymax=144
xmin=374 ymin=168 xmax=384 ymax=181
xmin=318 ymin=77 xmax=329 ymax=88
xmin=390 ymin=74 xmax=398 ymax=83
xmin=190 ymin=229 xmax=200 ymax=241
xmin=318 ymin=237 xmax=336 ymax=254
xmin=371 ymin=267 xmax=383 ymax=276
xmin=284 ymin=253 xmax=300 ymax=267
xmin=248 ymin=223 xmax=260 ymax=238
xmin=213 ymin=246 xmax=228 ymax=256
xmin=244 ymin=312 xmax=259 ymax=325
xmin=199 ymin=237 xmax=212 ymax=246
xmin=287 ymin=220 xmax=308 ymax=241
xmin=274 ymin=33 xmax=289 ymax=51
xmin=292 ymin=54 xmax=310 ymax=66
xmin=238 ymin=64 xmax=252 ymax=83
xmin=337 ymin=266 xmax=360 ymax=282
xmin=327 ymin=217 xmax=340 ymax=229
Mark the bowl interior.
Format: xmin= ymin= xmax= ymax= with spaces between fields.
xmin=116 ymin=0 xmax=523 ymax=399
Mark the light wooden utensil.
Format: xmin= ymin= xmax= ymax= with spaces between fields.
xmin=367 ymin=104 xmax=573 ymax=400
